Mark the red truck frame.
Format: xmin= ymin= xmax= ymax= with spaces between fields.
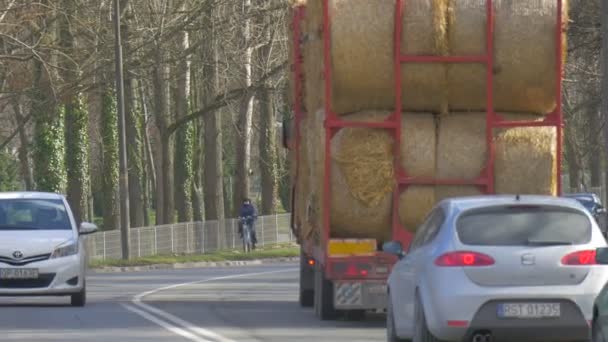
xmin=288 ymin=0 xmax=564 ymax=320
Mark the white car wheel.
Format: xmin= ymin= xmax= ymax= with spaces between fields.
xmin=413 ymin=295 xmax=441 ymax=342
xmin=387 ymin=296 xmax=410 ymax=342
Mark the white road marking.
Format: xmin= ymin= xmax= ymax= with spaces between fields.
xmin=122 ymin=304 xmax=212 ymax=342
xmin=127 ymin=267 xmax=298 ymax=342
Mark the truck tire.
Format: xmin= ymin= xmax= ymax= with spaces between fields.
xmin=299 ymin=249 xmax=314 ymax=307
xmin=314 ymin=267 xmax=336 ymax=320
xmin=344 ymin=309 xmax=366 ymax=321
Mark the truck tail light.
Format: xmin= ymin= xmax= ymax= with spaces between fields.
xmin=333 ymin=262 xmax=371 ymax=277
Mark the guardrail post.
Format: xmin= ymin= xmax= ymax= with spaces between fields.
xmin=154 ymin=226 xmax=158 ymax=255
xmin=137 ymin=228 xmax=141 ymax=257
xmin=216 ymin=221 xmax=221 ymax=251
xmin=275 ymin=214 xmax=279 ymax=243
xmin=202 ymin=222 xmax=206 ymax=253
xmin=232 ymin=219 xmax=236 ymax=249
xmin=186 ymin=223 xmax=191 ymax=254
xmin=261 ymin=216 xmax=265 ymax=247
xmin=171 ymin=224 xmax=175 ymax=254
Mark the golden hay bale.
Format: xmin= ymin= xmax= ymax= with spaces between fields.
xmin=436 ymin=113 xmax=557 ymax=201
xmin=398 ymin=114 xmax=436 ymax=231
xmin=495 ymin=126 xmax=557 ymax=195
xmin=399 ymin=187 xmax=436 ymax=232
xmin=301 ymin=110 xmax=436 ymax=241
xmin=447 ymin=0 xmax=568 ymax=114
xmin=304 ymin=0 xmax=448 ymax=114
xmin=301 ymin=0 xmax=566 ymax=115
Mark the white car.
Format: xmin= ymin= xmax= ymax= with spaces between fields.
xmin=0 ymin=192 xmax=97 ymax=306
xmin=384 ymin=195 xmax=608 ymax=342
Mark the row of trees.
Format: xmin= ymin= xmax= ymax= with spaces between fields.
xmin=0 ymin=0 xmax=292 ymax=230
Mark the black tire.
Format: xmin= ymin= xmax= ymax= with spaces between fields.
xmin=299 ymin=249 xmax=314 ymax=307
xmin=314 ymin=267 xmax=336 ymax=320
xmin=413 ymin=295 xmax=441 ymax=342
xmin=71 ymin=280 xmax=86 ymax=307
xmin=593 ymin=318 xmax=604 ymax=342
xmin=344 ymin=309 xmax=366 ymax=321
xmin=387 ymin=297 xmax=410 ymax=342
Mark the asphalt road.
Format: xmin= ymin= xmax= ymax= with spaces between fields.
xmin=0 ymin=263 xmax=385 ymax=342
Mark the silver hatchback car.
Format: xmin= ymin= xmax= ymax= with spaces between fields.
xmin=384 ymin=195 xmax=608 ymax=342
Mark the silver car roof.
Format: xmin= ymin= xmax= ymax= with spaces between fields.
xmin=441 ymin=195 xmax=587 ymax=214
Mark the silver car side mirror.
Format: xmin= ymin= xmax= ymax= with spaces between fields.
xmin=79 ymin=222 xmax=98 ymax=235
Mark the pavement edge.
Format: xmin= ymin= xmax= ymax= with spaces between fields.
xmin=90 ymin=256 xmax=299 ymax=273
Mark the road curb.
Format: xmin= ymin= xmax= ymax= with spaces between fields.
xmin=90 ymin=256 xmax=299 ymax=273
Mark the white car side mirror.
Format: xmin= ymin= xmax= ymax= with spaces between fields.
xmin=79 ymin=222 xmax=98 ymax=235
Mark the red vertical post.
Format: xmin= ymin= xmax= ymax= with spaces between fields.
xmin=322 ymin=0 xmax=332 ymax=263
xmin=392 ymin=0 xmax=404 ymax=241
xmin=293 ymin=8 xmax=304 ymax=179
xmin=555 ymin=0 xmax=564 ymax=195
xmin=485 ymin=0 xmax=496 ymax=195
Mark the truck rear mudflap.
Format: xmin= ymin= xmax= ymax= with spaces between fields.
xmin=333 ymin=280 xmax=387 ymax=310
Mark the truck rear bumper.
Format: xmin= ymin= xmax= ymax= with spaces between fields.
xmin=333 ymin=280 xmax=387 ymax=310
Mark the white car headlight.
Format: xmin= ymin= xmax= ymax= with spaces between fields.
xmin=51 ymin=240 xmax=79 ymax=259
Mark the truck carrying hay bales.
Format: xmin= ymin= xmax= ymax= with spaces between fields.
xmin=436 ymin=113 xmax=558 ymax=202
xmin=301 ymin=0 xmax=567 ymax=115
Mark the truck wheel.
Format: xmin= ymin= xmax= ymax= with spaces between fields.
xmin=314 ymin=267 xmax=336 ymax=320
xmin=299 ymin=249 xmax=314 ymax=307
xmin=344 ymin=309 xmax=366 ymax=321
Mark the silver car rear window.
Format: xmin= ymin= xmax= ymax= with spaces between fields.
xmin=456 ymin=205 xmax=592 ymax=246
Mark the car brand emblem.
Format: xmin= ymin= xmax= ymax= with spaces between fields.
xmin=12 ymin=251 xmax=24 ymax=260
xmin=521 ymin=253 xmax=535 ymax=266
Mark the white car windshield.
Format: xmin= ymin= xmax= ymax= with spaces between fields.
xmin=0 ymin=199 xmax=71 ymax=231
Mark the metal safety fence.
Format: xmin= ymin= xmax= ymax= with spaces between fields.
xmin=86 ymin=213 xmax=293 ymax=260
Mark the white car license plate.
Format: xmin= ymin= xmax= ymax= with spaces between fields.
xmin=498 ymin=303 xmax=560 ymax=319
xmin=0 ymin=268 xmax=39 ymax=279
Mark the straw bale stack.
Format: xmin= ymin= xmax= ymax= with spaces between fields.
xmin=436 ymin=113 xmax=557 ymax=202
xmin=301 ymin=110 xmax=435 ymax=241
xmin=301 ymin=0 xmax=566 ymax=115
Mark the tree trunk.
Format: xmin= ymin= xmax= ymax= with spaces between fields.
xmin=31 ymin=60 xmax=66 ymax=193
xmin=202 ymin=12 xmax=225 ymax=221
xmin=124 ymin=76 xmax=145 ymax=228
xmin=59 ymin=0 xmax=89 ymax=225
xmin=101 ymin=88 xmax=120 ymax=230
xmin=120 ymin=1 xmax=145 ymax=228
xmin=204 ymin=111 xmax=225 ymax=220
xmin=259 ymin=88 xmax=277 ymax=214
xmin=565 ymin=131 xmax=581 ymax=192
xmin=12 ymin=100 xmax=33 ymax=190
xmin=173 ymin=20 xmax=193 ymax=223
xmin=233 ymin=0 xmax=254 ymax=215
xmin=191 ymin=118 xmax=204 ymax=221
xmin=152 ymin=50 xmax=172 ymax=223
xmin=64 ymin=96 xmax=89 ymax=225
